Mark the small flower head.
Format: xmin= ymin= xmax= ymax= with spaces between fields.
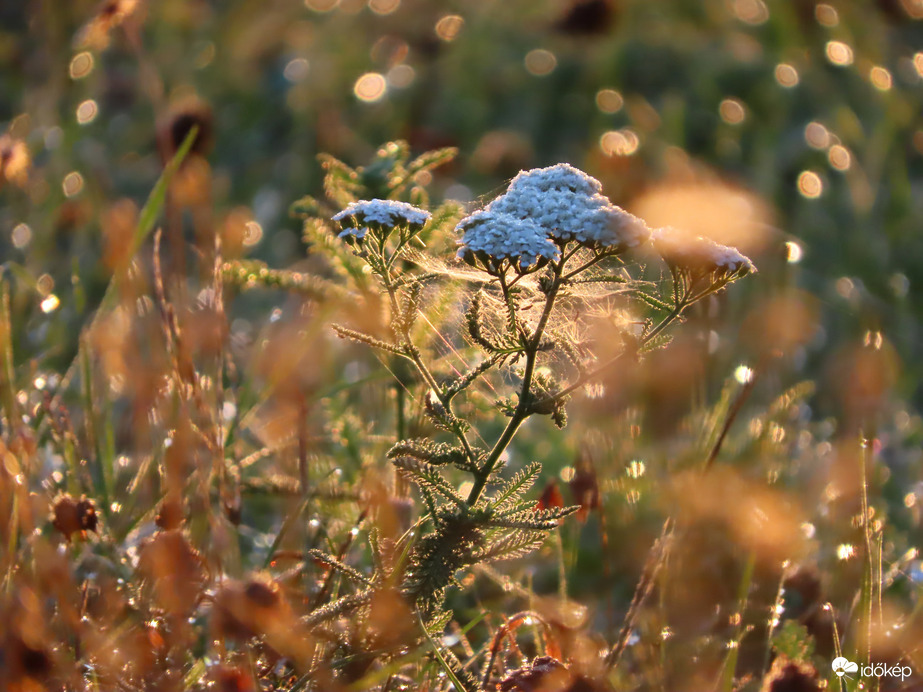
xmin=456 ymin=209 xmax=561 ymax=274
xmin=652 ymin=227 xmax=756 ymax=280
xmin=332 ymin=199 xmax=430 ymax=243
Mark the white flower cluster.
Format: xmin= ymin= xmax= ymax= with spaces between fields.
xmin=332 ymin=199 xmax=431 ymax=239
xmin=455 ymin=210 xmax=561 ymax=270
xmin=456 ymin=164 xmax=649 ymax=270
xmin=652 ymin=227 xmax=756 ymax=276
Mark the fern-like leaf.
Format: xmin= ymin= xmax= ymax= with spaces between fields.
xmin=221 ymin=260 xmax=345 ymax=301
xmin=474 ymin=530 xmax=546 ymax=562
xmin=488 ymin=505 xmax=580 ymax=530
xmin=319 ymin=153 xmax=362 ymax=207
xmin=465 ymin=290 xmax=516 ymax=354
xmin=488 ymin=462 xmax=541 ymax=512
xmin=406 ymin=147 xmax=458 ymax=178
xmin=388 ymin=439 xmax=469 ymax=467
xmin=442 ymin=354 xmax=504 ymax=402
xmin=392 ymin=457 xmax=467 ymax=510
xmin=394 ymin=281 xmax=425 ymax=337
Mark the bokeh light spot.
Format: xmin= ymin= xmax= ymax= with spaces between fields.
xmin=828 ymin=144 xmax=851 ymax=171
xmin=243 ymin=221 xmax=263 ymax=247
xmin=11 ymin=223 xmax=32 ymax=249
xmin=435 ymin=15 xmax=464 ymax=42
xmin=719 ymin=98 xmax=746 ymax=125
xmin=386 ymin=64 xmax=415 ymax=88
xmin=774 ymin=63 xmax=799 ymax=87
xmin=731 ymin=0 xmax=769 ymax=24
xmin=815 ymin=3 xmax=839 ymax=26
xmin=804 ymin=122 xmax=830 ymax=149
xmin=305 ymin=0 xmax=339 ymax=11
xmin=369 ymin=0 xmax=399 ymax=14
xmin=784 ymin=241 xmax=803 ymax=263
xmin=40 ymin=294 xmax=60 ymax=314
xmin=37 ymin=274 xmax=54 ymax=296
xmin=354 ymin=72 xmax=387 ymax=102
xmin=600 ymin=129 xmax=639 ymax=156
xmin=734 ymin=365 xmax=754 ymax=384
xmin=595 ymin=88 xmax=623 ymax=114
xmin=283 ymin=58 xmax=310 ymax=83
xmin=76 ymin=99 xmax=99 ymax=125
xmin=825 ymin=41 xmax=853 ymax=67
xmin=869 ymin=66 xmax=892 ymax=91
xmin=797 ymin=171 xmax=823 ymax=199
xmin=524 ymin=49 xmax=557 ymax=76
xmin=69 ymin=52 xmax=95 ymax=79
xmin=837 ymin=543 xmax=856 ymax=561
xmin=63 ymin=171 xmax=84 ymax=198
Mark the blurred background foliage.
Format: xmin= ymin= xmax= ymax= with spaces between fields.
xmin=4 ymin=0 xmax=923 ymax=689
xmin=3 ymin=0 xmax=923 ymax=403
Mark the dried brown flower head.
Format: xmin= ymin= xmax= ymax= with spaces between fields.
xmin=568 ymin=455 xmax=599 ymax=522
xmin=77 ymin=0 xmax=141 ymax=50
xmin=51 ymin=494 xmax=99 ymax=540
xmin=159 ymin=100 xmax=214 ymax=163
xmin=760 ymin=656 xmax=822 ymax=692
xmin=499 ymin=656 xmax=612 ymax=692
xmin=211 ymin=664 xmax=256 ymax=692
xmin=154 ymin=493 xmax=184 ymax=530
xmin=137 ymin=530 xmax=206 ymax=615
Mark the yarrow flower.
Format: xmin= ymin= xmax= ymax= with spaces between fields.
xmin=456 ymin=210 xmax=561 ymax=271
xmin=332 ymin=199 xmax=430 ymax=240
xmin=455 ymin=163 xmax=650 ymax=272
xmin=652 ymin=227 xmax=756 ymax=278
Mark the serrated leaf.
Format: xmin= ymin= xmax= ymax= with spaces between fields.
xmin=406 ymin=147 xmax=458 ymax=179
xmin=489 ymin=505 xmax=580 ymax=530
xmin=475 ymin=531 xmax=545 ymax=562
xmin=388 ymin=439 xmax=468 ymax=467
xmin=392 ymin=457 xmax=467 ymax=510
xmin=488 ymin=462 xmax=541 ymax=512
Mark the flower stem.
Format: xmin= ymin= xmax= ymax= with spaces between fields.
xmin=466 ymin=262 xmax=564 ymax=506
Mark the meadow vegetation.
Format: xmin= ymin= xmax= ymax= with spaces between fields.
xmin=2 ymin=1 xmax=923 ymax=691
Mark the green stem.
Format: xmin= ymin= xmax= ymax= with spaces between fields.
xmin=466 ymin=262 xmax=564 ymax=506
xmin=380 ymin=264 xmax=479 ymax=466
